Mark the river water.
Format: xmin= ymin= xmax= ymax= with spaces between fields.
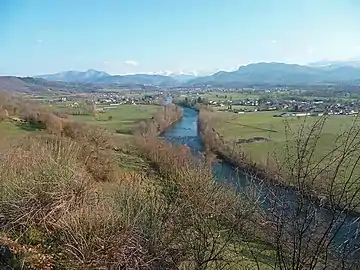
xmin=161 ymin=105 xmax=360 ymax=262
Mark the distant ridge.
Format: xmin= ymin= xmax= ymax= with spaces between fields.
xmin=0 ymin=76 xmax=103 ymax=93
xmin=36 ymin=69 xmax=181 ymax=86
xmin=35 ymin=69 xmax=110 ymax=83
xmin=184 ymin=62 xmax=360 ymax=87
xmin=17 ymin=61 xmax=360 ymax=90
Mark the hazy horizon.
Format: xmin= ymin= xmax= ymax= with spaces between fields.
xmin=2 ymin=0 xmax=360 ymax=76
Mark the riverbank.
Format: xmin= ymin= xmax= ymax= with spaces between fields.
xmin=134 ymin=103 xmax=183 ymax=136
xmin=197 ymin=108 xmax=360 ymax=217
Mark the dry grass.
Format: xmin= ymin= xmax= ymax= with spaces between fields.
xmin=135 ymin=136 xmax=271 ymax=269
xmin=0 ymin=136 xmax=93 ymax=230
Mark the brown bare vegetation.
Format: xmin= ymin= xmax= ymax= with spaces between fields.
xmin=135 ymin=135 xmax=268 ymax=269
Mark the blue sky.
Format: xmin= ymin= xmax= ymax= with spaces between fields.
xmin=1 ymin=0 xmax=360 ymax=76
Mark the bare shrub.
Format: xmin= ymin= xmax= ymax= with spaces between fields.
xmin=134 ymin=104 xmax=183 ymax=136
xmin=62 ymin=120 xmax=115 ymax=149
xmin=0 ymin=135 xmax=94 ymax=230
xmin=136 ymin=135 xmax=263 ymax=269
xmin=61 ymin=121 xmax=120 ymax=182
xmin=258 ymin=115 xmax=360 ymax=269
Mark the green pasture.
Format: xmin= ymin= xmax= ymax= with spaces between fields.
xmin=70 ymin=104 xmax=160 ymax=133
xmin=0 ymin=121 xmax=40 ymax=140
xmin=211 ymin=110 xmax=360 ymax=165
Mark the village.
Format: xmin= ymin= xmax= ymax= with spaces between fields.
xmin=207 ymin=97 xmax=360 ymax=117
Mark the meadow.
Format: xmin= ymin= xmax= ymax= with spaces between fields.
xmin=209 ymin=110 xmax=359 ymax=164
xmin=0 ymin=121 xmax=41 ymax=141
xmin=70 ymin=104 xmax=160 ymax=133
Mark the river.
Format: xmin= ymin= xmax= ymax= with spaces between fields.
xmin=161 ymin=105 xmax=360 ymax=262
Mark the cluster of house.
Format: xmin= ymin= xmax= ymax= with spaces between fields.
xmin=208 ymin=99 xmax=260 ymax=107
xmin=265 ymin=100 xmax=360 ymax=116
xmin=95 ymin=93 xmax=160 ymax=106
xmin=211 ymin=97 xmax=360 ymax=117
xmin=275 ymin=109 xmax=359 ymax=118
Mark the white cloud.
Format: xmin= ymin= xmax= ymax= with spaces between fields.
xmin=37 ymin=39 xmax=44 ymax=44
xmin=270 ymin=40 xmax=277 ymax=44
xmin=124 ymin=60 xmax=139 ymax=66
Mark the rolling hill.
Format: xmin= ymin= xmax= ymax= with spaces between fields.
xmin=0 ymin=76 xmax=103 ymax=93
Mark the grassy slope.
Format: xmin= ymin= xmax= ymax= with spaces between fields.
xmin=0 ymin=121 xmax=40 ymax=140
xmin=0 ymin=104 xmax=159 ymax=173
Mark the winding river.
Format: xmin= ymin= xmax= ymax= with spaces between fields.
xmin=161 ymin=105 xmax=360 ymax=261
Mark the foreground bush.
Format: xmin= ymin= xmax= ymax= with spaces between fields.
xmin=135 ymin=136 xmax=268 ymax=269
xmin=0 ymin=135 xmax=93 ymax=230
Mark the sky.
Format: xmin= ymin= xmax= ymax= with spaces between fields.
xmin=1 ymin=0 xmax=360 ymax=76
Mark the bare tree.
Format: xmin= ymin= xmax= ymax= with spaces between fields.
xmin=260 ymin=115 xmax=360 ymax=269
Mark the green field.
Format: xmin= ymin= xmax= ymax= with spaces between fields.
xmin=0 ymin=121 xmax=41 ymax=141
xmin=211 ymin=110 xmax=360 ymax=165
xmin=70 ymin=104 xmax=160 ymax=133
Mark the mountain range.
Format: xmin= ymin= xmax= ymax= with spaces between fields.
xmin=35 ymin=61 xmax=360 ymax=87
xmin=36 ymin=70 xmax=195 ymax=85
xmin=37 ymin=70 xmax=199 ymax=85
xmin=185 ymin=62 xmax=360 ymax=87
xmin=2 ymin=61 xmax=360 ymax=93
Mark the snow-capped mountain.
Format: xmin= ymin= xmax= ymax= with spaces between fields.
xmin=36 ymin=69 xmax=110 ymax=83
xmin=308 ymin=59 xmax=360 ymax=68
